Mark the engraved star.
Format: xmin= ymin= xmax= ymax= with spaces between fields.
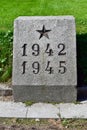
xmin=36 ymin=25 xmax=51 ymax=39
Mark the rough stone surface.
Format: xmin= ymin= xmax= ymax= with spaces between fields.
xmin=27 ymin=103 xmax=59 ymax=118
xmin=13 ymin=85 xmax=77 ymax=102
xmin=13 ymin=16 xmax=77 ymax=102
xmin=58 ymin=103 xmax=87 ymax=118
xmin=0 ymin=101 xmax=27 ymax=118
xmin=0 ymin=102 xmax=87 ymax=118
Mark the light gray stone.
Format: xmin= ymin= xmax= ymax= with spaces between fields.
xmin=0 ymin=102 xmax=87 ymax=118
xmin=13 ymin=16 xmax=77 ymax=102
xmin=0 ymin=101 xmax=27 ymax=118
xmin=27 ymin=103 xmax=59 ymax=118
xmin=58 ymin=103 xmax=87 ymax=118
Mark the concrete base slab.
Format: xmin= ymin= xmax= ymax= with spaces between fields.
xmin=27 ymin=103 xmax=59 ymax=118
xmin=57 ymin=103 xmax=87 ymax=118
xmin=0 ymin=101 xmax=87 ymax=118
xmin=0 ymin=101 xmax=27 ymax=118
xmin=13 ymin=85 xmax=77 ymax=102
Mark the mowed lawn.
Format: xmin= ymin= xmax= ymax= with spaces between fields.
xmin=0 ymin=0 xmax=87 ymax=34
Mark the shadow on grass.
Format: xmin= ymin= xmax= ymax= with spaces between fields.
xmin=77 ymin=34 xmax=87 ymax=101
xmin=77 ymin=33 xmax=87 ymax=86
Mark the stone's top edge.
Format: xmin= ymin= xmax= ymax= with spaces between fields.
xmin=15 ymin=16 xmax=75 ymax=21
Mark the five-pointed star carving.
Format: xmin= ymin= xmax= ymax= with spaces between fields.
xmin=36 ymin=25 xmax=51 ymax=39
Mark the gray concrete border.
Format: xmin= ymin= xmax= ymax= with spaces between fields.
xmin=0 ymin=101 xmax=87 ymax=118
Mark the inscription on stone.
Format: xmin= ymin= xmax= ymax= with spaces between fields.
xmin=21 ymin=38 xmax=66 ymax=75
xmin=12 ymin=16 xmax=77 ymax=102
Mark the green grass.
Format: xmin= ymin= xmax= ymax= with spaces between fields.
xmin=0 ymin=0 xmax=87 ymax=83
xmin=0 ymin=31 xmax=13 ymax=82
xmin=0 ymin=0 xmax=87 ymax=34
xmin=61 ymin=119 xmax=87 ymax=129
xmin=0 ymin=118 xmax=87 ymax=130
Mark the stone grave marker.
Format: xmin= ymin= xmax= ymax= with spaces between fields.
xmin=12 ymin=16 xmax=77 ymax=102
